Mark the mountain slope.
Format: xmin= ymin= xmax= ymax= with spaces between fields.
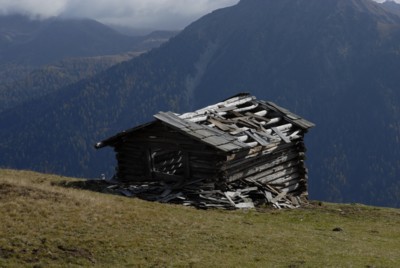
xmin=0 ymin=15 xmax=139 ymax=66
xmin=1 ymin=0 xmax=400 ymax=207
xmin=0 ymin=14 xmax=176 ymax=112
xmin=0 ymin=14 xmax=176 ymax=83
xmin=0 ymin=52 xmax=142 ymax=113
xmin=381 ymin=0 xmax=400 ymax=16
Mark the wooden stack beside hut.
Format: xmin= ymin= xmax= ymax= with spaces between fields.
xmin=95 ymin=93 xmax=314 ymax=209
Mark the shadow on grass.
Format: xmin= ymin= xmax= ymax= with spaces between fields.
xmin=55 ymin=180 xmax=119 ymax=195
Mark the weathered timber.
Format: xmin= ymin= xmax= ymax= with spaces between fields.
xmin=226 ymin=158 xmax=302 ymax=182
xmin=95 ymin=93 xmax=314 ymax=209
xmin=223 ymin=149 xmax=303 ymax=176
xmin=224 ymin=142 xmax=304 ymax=169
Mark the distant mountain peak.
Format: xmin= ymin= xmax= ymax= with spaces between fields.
xmin=381 ymin=0 xmax=400 ymax=16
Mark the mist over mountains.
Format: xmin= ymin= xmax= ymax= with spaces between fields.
xmin=0 ymin=14 xmax=164 ymax=66
xmin=0 ymin=14 xmax=177 ymax=111
xmin=1 ymin=0 xmax=400 ymax=207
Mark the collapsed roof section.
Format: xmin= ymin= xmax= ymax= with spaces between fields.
xmin=96 ymin=93 xmax=314 ymax=152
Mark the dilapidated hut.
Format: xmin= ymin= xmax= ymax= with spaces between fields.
xmin=95 ymin=93 xmax=314 ymax=209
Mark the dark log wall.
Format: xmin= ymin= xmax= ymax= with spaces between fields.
xmin=115 ymin=144 xmax=148 ymax=182
xmin=188 ymin=154 xmax=225 ymax=182
xmin=113 ymin=122 xmax=225 ymax=183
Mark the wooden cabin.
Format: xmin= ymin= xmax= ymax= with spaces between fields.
xmin=95 ymin=94 xmax=314 ymax=209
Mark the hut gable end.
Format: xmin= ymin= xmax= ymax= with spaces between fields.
xmin=95 ymin=93 xmax=315 ymax=209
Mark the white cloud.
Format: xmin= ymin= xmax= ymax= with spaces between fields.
xmin=0 ymin=0 xmax=239 ymax=29
xmin=374 ymin=0 xmax=400 ymax=2
xmin=0 ymin=0 xmax=398 ymax=30
xmin=0 ymin=0 xmax=66 ymax=17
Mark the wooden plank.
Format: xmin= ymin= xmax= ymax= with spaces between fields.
xmin=236 ymin=118 xmax=260 ymax=129
xmin=121 ymin=136 xmax=204 ymax=147
xmin=224 ymin=192 xmax=236 ymax=206
xmin=193 ymin=129 xmax=216 ymax=138
xmin=238 ymin=187 xmax=258 ymax=193
xmin=272 ymin=127 xmax=291 ymax=143
xmin=179 ymin=96 xmax=253 ymax=121
xmin=271 ymin=191 xmax=287 ymax=203
xmin=228 ymin=145 xmax=299 ymax=166
xmin=207 ymin=118 xmax=232 ymax=132
xmin=215 ymin=106 xmax=237 ymax=113
xmin=225 ymin=142 xmax=301 ymax=168
xmin=202 ymin=135 xmax=231 ymax=146
xmin=289 ymin=130 xmax=301 ymax=140
xmin=224 ymin=149 xmax=301 ymax=174
xmin=255 ymin=129 xmax=280 ymax=143
xmin=293 ymin=118 xmax=315 ymax=129
xmin=249 ymin=167 xmax=300 ymax=185
xmin=264 ymin=117 xmax=281 ymax=126
xmin=224 ymin=96 xmax=255 ymax=107
xmin=233 ymin=104 xmax=258 ymax=113
xmin=154 ymin=112 xmax=188 ymax=129
xmin=245 ymin=141 xmax=258 ymax=148
xmin=245 ymin=111 xmax=268 ymax=121
xmin=257 ymin=169 xmax=300 ymax=184
xmin=186 ymin=122 xmax=205 ymax=131
xmin=245 ymin=131 xmax=269 ymax=146
xmin=290 ymin=196 xmax=300 ymax=206
xmin=264 ymin=191 xmax=273 ymax=202
xmin=230 ymin=127 xmax=250 ymax=135
xmin=236 ymin=135 xmax=249 ymax=142
xmin=189 ymin=115 xmax=208 ymax=123
xmin=279 ymin=183 xmax=301 ymax=193
xmin=226 ymin=158 xmax=301 ymax=182
xmin=269 ymin=175 xmax=301 ymax=187
xmin=217 ymin=143 xmax=242 ymax=152
xmin=275 ymin=123 xmax=293 ymax=132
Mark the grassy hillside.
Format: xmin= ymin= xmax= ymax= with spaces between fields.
xmin=0 ymin=169 xmax=399 ymax=267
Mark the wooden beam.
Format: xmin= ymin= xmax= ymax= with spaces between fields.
xmin=272 ymin=127 xmax=291 ymax=143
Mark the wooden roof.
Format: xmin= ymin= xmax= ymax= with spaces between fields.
xmin=95 ymin=93 xmax=314 ymax=152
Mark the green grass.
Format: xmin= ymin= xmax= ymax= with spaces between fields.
xmin=1 ymin=169 xmax=400 ymax=267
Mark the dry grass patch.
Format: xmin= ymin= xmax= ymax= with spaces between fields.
xmin=1 ymin=169 xmax=400 ymax=267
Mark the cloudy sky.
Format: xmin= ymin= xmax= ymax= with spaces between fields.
xmin=0 ymin=0 xmax=240 ymax=30
xmin=0 ymin=0 xmax=398 ymax=30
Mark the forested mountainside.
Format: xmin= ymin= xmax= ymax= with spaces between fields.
xmin=0 ymin=14 xmax=176 ymax=83
xmin=0 ymin=14 xmax=176 ymax=111
xmin=0 ymin=14 xmax=172 ymax=67
xmin=0 ymin=53 xmax=142 ymax=113
xmin=1 ymin=0 xmax=400 ymax=207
